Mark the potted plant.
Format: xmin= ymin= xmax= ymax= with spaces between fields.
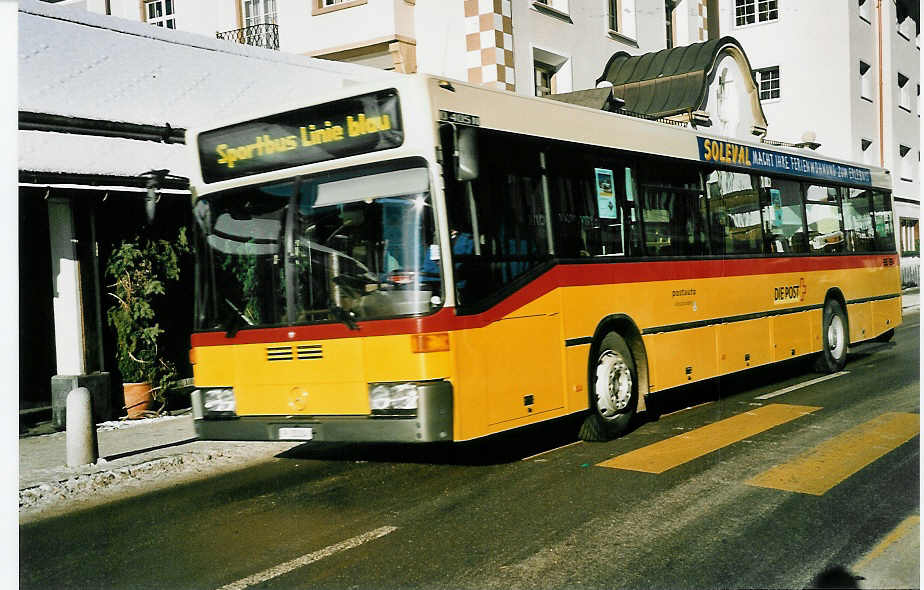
xmin=106 ymin=228 xmax=189 ymax=418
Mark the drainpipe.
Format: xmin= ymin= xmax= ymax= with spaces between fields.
xmin=877 ymin=0 xmax=885 ymax=167
xmin=707 ymin=0 xmax=719 ymax=40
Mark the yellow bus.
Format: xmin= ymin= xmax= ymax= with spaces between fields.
xmin=186 ymin=75 xmax=900 ymax=444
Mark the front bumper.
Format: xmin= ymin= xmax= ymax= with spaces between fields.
xmin=193 ymin=380 xmax=453 ymax=443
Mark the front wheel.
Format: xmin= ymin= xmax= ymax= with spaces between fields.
xmin=813 ymin=299 xmax=848 ymax=373
xmin=579 ymin=333 xmax=637 ymax=442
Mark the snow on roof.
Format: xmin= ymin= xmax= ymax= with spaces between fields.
xmin=18 ymin=0 xmax=395 ymax=128
xmin=19 ymin=130 xmax=190 ymax=179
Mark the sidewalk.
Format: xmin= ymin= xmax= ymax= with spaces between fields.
xmin=19 ymin=412 xmax=296 ymax=522
xmin=901 ymin=287 xmax=919 ymax=311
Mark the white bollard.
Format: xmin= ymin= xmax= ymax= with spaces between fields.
xmin=66 ymin=387 xmax=99 ymax=467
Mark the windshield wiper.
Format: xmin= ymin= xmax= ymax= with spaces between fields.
xmin=330 ymin=305 xmax=360 ymax=331
xmin=223 ymin=298 xmax=254 ymax=337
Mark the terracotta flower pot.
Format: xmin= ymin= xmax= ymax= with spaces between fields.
xmin=123 ymin=382 xmax=154 ymax=419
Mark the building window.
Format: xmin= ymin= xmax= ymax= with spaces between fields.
xmin=145 ymin=0 xmax=175 ymax=28
xmin=898 ymin=73 xmax=912 ymax=111
xmin=243 ymin=0 xmax=277 ymax=26
xmin=860 ymin=138 xmax=874 ymax=165
xmin=735 ymin=0 xmax=778 ymax=26
xmin=535 ymin=0 xmax=569 ymax=12
xmin=899 ymin=145 xmax=913 ymax=181
xmin=858 ymin=0 xmax=870 ymax=22
xmin=609 ymin=0 xmax=637 ymax=38
xmin=756 ymin=66 xmax=780 ymax=100
xmin=859 ymin=60 xmax=873 ymax=101
xmin=899 ymin=218 xmax=919 ymax=255
xmin=535 ymin=63 xmax=555 ymax=96
xmin=533 ymin=48 xmax=570 ymax=97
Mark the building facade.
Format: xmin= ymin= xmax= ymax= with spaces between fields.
xmin=671 ymin=0 xmax=920 ymax=257
xmin=58 ymin=0 xmax=671 ymax=97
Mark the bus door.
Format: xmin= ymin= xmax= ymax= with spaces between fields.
xmin=443 ymin=127 xmax=565 ymax=429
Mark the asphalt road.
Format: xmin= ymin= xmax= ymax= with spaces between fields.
xmin=21 ymin=311 xmax=919 ymax=590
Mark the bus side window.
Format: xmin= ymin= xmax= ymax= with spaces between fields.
xmin=842 ymin=188 xmax=876 ymax=252
xmin=760 ymin=178 xmax=807 ymax=254
xmin=705 ymin=169 xmax=763 ymax=256
xmin=871 ymin=191 xmax=895 ymax=251
xmin=546 ymin=146 xmax=636 ymax=258
xmin=804 ymin=184 xmax=846 ymax=254
xmin=637 ymin=158 xmax=708 ymax=257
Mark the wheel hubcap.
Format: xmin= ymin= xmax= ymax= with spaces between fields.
xmin=595 ymin=350 xmax=632 ymax=419
xmin=827 ymin=315 xmax=845 ymax=359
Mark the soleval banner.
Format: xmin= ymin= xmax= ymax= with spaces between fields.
xmin=696 ymin=137 xmax=872 ymax=186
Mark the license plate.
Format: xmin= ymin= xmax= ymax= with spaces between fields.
xmin=278 ymin=427 xmax=313 ymax=441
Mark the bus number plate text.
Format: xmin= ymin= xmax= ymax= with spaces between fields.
xmin=439 ymin=110 xmax=480 ymax=127
xmin=278 ymin=427 xmax=314 ymax=441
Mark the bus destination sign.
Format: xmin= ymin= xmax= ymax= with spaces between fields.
xmin=696 ymin=137 xmax=872 ymax=186
xmin=198 ymin=89 xmax=404 ymax=183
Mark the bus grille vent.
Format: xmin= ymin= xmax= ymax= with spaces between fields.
xmin=297 ymin=344 xmax=323 ymax=360
xmin=266 ymin=346 xmax=293 ymax=362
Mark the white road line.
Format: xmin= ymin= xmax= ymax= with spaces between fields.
xmin=754 ymin=371 xmax=849 ymax=400
xmin=521 ymin=440 xmax=582 ymax=461
xmin=217 ymin=526 xmax=397 ymax=590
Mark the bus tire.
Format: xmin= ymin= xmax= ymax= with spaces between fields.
xmin=813 ymin=299 xmax=848 ymax=373
xmin=579 ymin=332 xmax=637 ymax=442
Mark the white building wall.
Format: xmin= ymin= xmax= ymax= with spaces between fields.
xmin=847 ymin=0 xmax=880 ymax=166
xmin=278 ymin=0 xmax=406 ymax=57
xmin=56 ymin=0 xmax=669 ymax=97
xmin=716 ymin=0 xmax=854 ymax=157
xmin=415 ymin=1 xmax=468 ymax=81
xmin=65 ymin=0 xmax=238 ymax=35
xmin=882 ymin=5 xmax=920 ymax=207
xmin=511 ymin=0 xmax=666 ymax=97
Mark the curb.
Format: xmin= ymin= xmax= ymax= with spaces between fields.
xmin=20 ymin=449 xmax=236 ymax=514
xmin=19 ymin=440 xmax=297 ymax=522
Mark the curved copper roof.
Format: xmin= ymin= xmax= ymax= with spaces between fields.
xmin=595 ymin=36 xmax=762 ymax=119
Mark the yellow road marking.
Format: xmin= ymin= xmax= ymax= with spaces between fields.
xmin=597 ymin=404 xmax=821 ymax=474
xmin=853 ymin=515 xmax=920 ymax=571
xmin=747 ymin=412 xmax=920 ymax=496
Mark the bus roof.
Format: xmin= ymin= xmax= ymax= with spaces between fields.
xmin=187 ymin=74 xmax=891 ymax=194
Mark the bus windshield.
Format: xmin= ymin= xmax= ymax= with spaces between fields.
xmin=193 ymin=160 xmax=442 ymax=333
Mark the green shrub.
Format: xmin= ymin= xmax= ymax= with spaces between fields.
xmin=105 ymin=228 xmax=189 ymax=404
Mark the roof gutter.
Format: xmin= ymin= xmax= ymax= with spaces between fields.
xmin=19 ymin=111 xmax=186 ymax=144
xmin=19 ymin=170 xmax=190 ymax=191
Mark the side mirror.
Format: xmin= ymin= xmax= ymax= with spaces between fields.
xmin=455 ymin=126 xmax=479 ymax=182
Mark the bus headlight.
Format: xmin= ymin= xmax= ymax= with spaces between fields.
xmin=202 ymin=388 xmax=237 ymax=415
xmin=369 ymin=382 xmax=419 ymax=413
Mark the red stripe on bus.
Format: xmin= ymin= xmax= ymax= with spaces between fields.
xmin=189 ymin=254 xmax=890 ymax=347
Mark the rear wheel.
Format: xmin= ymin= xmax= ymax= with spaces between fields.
xmin=813 ymin=299 xmax=848 ymax=373
xmin=579 ymin=333 xmax=637 ymax=442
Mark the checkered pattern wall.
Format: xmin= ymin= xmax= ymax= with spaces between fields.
xmin=464 ymin=0 xmax=515 ymax=92
xmin=696 ymin=0 xmax=708 ymax=41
